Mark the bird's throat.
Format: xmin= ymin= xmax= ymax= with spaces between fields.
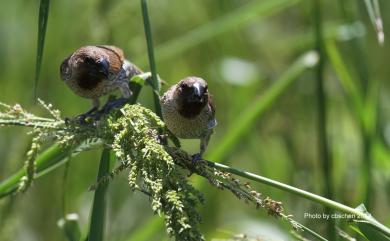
xmin=76 ymin=71 xmax=103 ymax=90
xmin=178 ymin=100 xmax=207 ymax=119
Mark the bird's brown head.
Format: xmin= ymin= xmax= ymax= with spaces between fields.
xmin=174 ymin=77 xmax=209 ymax=118
xmin=60 ymin=47 xmax=110 ymax=90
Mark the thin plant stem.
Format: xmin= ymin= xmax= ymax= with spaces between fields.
xmin=0 ymin=124 xmax=389 ymax=237
xmin=299 ymin=224 xmax=329 ymax=241
xmin=313 ymin=0 xmax=335 ymax=239
xmin=62 ymin=151 xmax=72 ymax=217
xmin=34 ymin=0 xmax=50 ymax=100
xmin=205 ymin=160 xmax=390 ymax=237
xmin=87 ymin=148 xmax=111 ymax=241
xmin=363 ymin=0 xmax=384 ymax=45
xmin=356 ymin=1 xmax=376 ymax=211
xmin=362 ymin=130 xmax=374 ymax=210
xmin=140 ymin=0 xmax=167 ymax=145
xmin=0 ymin=144 xmax=71 ymax=198
xmin=140 ymin=0 xmax=162 ymax=119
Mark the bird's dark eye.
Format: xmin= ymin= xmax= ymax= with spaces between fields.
xmin=184 ymin=85 xmax=194 ymax=91
xmin=84 ymin=56 xmax=94 ymax=64
xmin=62 ymin=66 xmax=68 ymax=74
xmin=179 ymin=83 xmax=190 ymax=91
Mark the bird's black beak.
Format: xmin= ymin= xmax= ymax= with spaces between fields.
xmin=98 ymin=59 xmax=110 ymax=78
xmin=189 ymin=83 xmax=206 ymax=103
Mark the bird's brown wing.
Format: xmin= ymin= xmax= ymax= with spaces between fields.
xmin=96 ymin=45 xmax=125 ymax=74
xmin=97 ymin=45 xmax=125 ymax=61
xmin=207 ymin=95 xmax=217 ymax=129
xmin=208 ymin=95 xmax=216 ymax=117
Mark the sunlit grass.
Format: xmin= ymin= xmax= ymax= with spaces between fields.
xmin=0 ymin=0 xmax=389 ymax=241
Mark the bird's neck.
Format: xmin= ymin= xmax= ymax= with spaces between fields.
xmin=177 ymin=99 xmax=207 ymax=119
xmin=74 ymin=70 xmax=103 ymax=90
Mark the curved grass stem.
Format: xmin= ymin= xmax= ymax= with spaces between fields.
xmin=141 ymin=0 xmax=162 ymax=119
xmin=205 ymin=160 xmax=390 ymax=237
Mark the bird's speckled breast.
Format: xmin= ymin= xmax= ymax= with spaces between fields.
xmin=161 ymin=85 xmax=212 ymax=139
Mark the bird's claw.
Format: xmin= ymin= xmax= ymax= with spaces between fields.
xmin=101 ymin=97 xmax=128 ymax=114
xmin=64 ymin=115 xmax=92 ymax=126
xmin=186 ymin=153 xmax=204 ymax=177
xmin=67 ymin=97 xmax=129 ymax=125
xmin=64 ymin=117 xmax=71 ymax=125
xmin=76 ymin=115 xmax=87 ymax=125
xmin=191 ymin=153 xmax=203 ymax=165
xmin=84 ymin=97 xmax=128 ymax=121
xmin=75 ymin=113 xmax=95 ymax=125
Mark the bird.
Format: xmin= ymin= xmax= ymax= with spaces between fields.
xmin=161 ymin=77 xmax=217 ymax=162
xmin=60 ymin=45 xmax=142 ymax=120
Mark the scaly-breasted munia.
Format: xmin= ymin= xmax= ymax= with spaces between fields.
xmin=60 ymin=45 xmax=142 ymax=118
xmin=161 ymin=77 xmax=217 ymax=161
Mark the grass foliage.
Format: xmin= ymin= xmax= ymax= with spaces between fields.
xmin=0 ymin=101 xmax=310 ymax=240
xmin=0 ymin=0 xmax=389 ymax=240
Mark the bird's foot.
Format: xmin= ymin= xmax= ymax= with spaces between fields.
xmin=101 ymin=97 xmax=128 ymax=114
xmin=65 ymin=105 xmax=99 ymax=125
xmin=64 ymin=114 xmax=94 ymax=126
xmin=91 ymin=97 xmax=129 ymax=120
xmin=75 ymin=113 xmax=95 ymax=125
xmin=186 ymin=153 xmax=206 ymax=177
xmin=191 ymin=153 xmax=203 ymax=165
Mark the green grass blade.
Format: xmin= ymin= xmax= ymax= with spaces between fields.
xmin=87 ymin=149 xmax=111 ymax=241
xmin=325 ymin=39 xmax=377 ymax=208
xmin=363 ymin=81 xmax=379 ymax=136
xmin=0 ymin=144 xmax=71 ymax=198
xmin=351 ymin=221 xmax=390 ymax=241
xmin=360 ymin=81 xmax=379 ymax=209
xmin=313 ymin=0 xmax=335 ymax=239
xmin=0 ymin=142 xmax=102 ymax=198
xmin=207 ymin=51 xmax=319 ymax=162
xmin=150 ymin=0 xmax=301 ymax=64
xmin=363 ymin=0 xmax=384 ymax=45
xmin=325 ymin=40 xmax=363 ymax=115
xmin=34 ymin=0 xmax=51 ymax=99
xmin=140 ymin=0 xmax=162 ymax=119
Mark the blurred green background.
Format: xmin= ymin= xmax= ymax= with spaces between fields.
xmin=0 ymin=0 xmax=390 ymax=240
